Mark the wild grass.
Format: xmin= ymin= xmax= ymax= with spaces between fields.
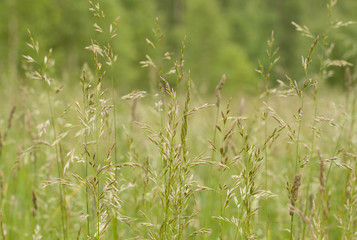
xmin=0 ymin=1 xmax=357 ymax=240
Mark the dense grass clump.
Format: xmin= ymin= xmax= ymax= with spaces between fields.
xmin=0 ymin=1 xmax=357 ymax=240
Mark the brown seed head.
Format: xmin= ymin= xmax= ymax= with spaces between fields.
xmin=215 ymin=74 xmax=226 ymax=107
xmin=290 ymin=173 xmax=302 ymax=215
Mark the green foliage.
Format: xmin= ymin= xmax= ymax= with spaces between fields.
xmin=176 ymin=0 xmax=256 ymax=92
xmin=180 ymin=0 xmax=229 ymax=89
xmin=216 ymin=44 xmax=257 ymax=92
xmin=1 ymin=0 xmax=356 ymax=91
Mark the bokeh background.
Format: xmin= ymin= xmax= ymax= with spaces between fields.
xmin=1 ymin=0 xmax=357 ymax=94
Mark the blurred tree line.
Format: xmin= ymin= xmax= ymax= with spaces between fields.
xmin=0 ymin=0 xmax=356 ymax=93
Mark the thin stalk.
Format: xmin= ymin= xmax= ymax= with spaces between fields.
xmin=111 ymin=60 xmax=119 ymax=240
xmin=95 ymin=76 xmax=101 ymax=240
xmin=161 ymin=85 xmax=177 ymax=239
xmin=167 ymin=113 xmax=176 ymax=238
xmin=157 ymin=82 xmax=165 ymax=238
xmin=178 ymin=79 xmax=190 ymax=239
xmin=45 ymin=83 xmax=68 ymax=240
xmin=81 ymin=77 xmax=90 ymax=237
xmin=163 ymin=160 xmax=172 ymax=239
xmin=302 ymin=32 xmax=325 ymax=239
xmin=219 ymin=170 xmax=224 ymax=240
xmin=204 ymin=103 xmax=220 ymax=232
xmin=263 ymin=88 xmax=269 ymax=238
xmin=234 ymin=222 xmax=239 ymax=240
xmin=85 ymin=142 xmax=90 ymax=236
xmin=290 ymin=214 xmax=295 ymax=240
xmin=302 ymin=90 xmax=318 ymax=240
xmin=211 ymin=107 xmax=220 ymax=164
xmin=295 ymin=96 xmax=304 ymax=174
xmin=290 ymin=94 xmax=304 ymax=240
xmin=260 ymin=31 xmax=278 ymax=238
xmin=243 ymin=138 xmax=250 ymax=239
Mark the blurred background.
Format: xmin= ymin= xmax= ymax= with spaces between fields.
xmin=1 ymin=0 xmax=357 ymax=94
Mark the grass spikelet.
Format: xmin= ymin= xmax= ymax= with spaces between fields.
xmin=288 ymin=173 xmax=302 ymax=216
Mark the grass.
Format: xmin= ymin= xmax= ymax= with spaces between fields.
xmin=0 ymin=1 xmax=357 ymax=239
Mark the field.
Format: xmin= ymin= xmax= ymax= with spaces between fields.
xmin=1 ymin=1 xmax=357 ymax=240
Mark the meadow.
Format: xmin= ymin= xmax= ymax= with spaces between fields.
xmin=0 ymin=1 xmax=357 ymax=240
